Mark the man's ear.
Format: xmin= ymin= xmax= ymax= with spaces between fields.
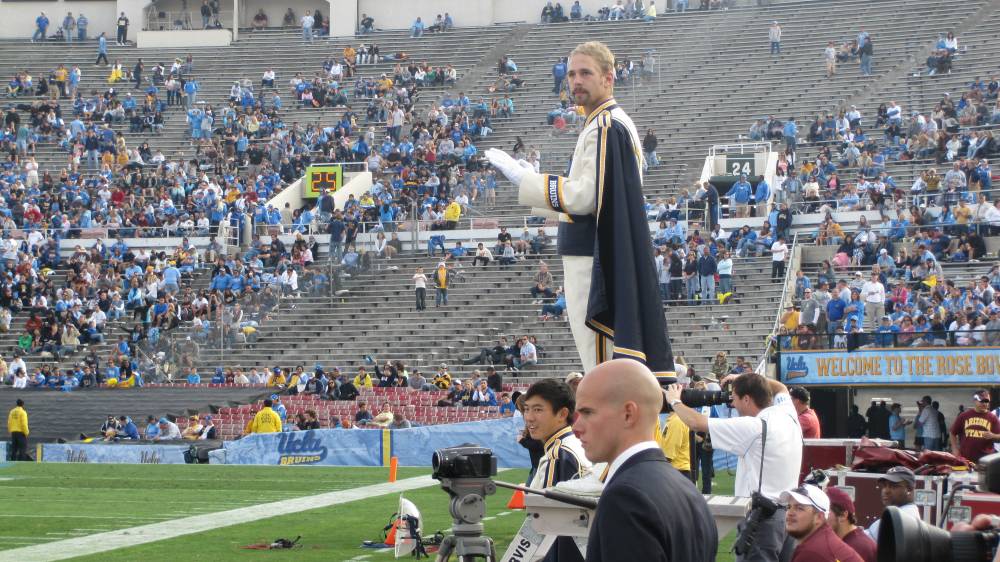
xmin=551 ymin=406 xmax=568 ymax=425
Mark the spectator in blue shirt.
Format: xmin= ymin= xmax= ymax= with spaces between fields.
xmin=874 ymin=315 xmax=899 ymax=346
xmin=754 ymin=179 xmax=770 ymax=213
xmin=32 ymin=12 xmax=49 ymax=42
xmin=410 ymin=17 xmax=424 ymax=38
xmin=726 ymin=174 xmax=753 ymax=218
xmin=162 ymin=263 xmax=181 ymax=294
xmin=783 ymin=117 xmax=798 ymax=150
xmin=552 ymin=57 xmax=567 ymax=95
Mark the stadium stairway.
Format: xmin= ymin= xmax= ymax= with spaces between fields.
xmin=179 ymin=245 xmax=784 ymax=380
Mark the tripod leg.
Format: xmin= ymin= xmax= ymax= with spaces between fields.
xmin=435 ymin=536 xmax=454 ymax=562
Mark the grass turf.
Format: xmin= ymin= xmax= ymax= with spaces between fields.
xmin=0 ymin=462 xmax=427 ymax=551
xmin=0 ymin=463 xmax=738 ymax=561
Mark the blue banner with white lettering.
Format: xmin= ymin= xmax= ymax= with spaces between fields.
xmin=41 ymin=443 xmax=189 ymax=464
xmin=223 ymin=429 xmax=384 ymax=466
xmin=391 ymin=417 xmax=530 ymax=468
xmin=0 ymin=441 xmax=7 ymax=462
xmin=220 ymin=418 xmax=531 ymax=467
xmin=780 ymin=348 xmax=1000 ymax=386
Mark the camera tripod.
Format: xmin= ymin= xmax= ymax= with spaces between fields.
xmin=434 ymin=477 xmax=498 ymax=562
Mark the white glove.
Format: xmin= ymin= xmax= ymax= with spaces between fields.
xmin=486 ymin=148 xmax=528 ymax=186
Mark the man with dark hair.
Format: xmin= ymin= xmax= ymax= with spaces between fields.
xmin=522 ymin=378 xmax=591 ymax=562
xmin=846 ymin=404 xmax=867 ymax=438
xmin=789 ymin=387 xmax=820 ymax=438
xmin=825 ymin=486 xmax=876 ymax=562
xmin=7 ymin=399 xmax=29 ymax=461
xmin=666 ymin=372 xmax=801 ymax=562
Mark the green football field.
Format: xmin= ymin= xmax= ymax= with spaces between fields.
xmin=0 ymin=462 xmax=737 ymax=561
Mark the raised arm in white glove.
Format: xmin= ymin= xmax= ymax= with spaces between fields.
xmin=485 ymin=148 xmax=532 ymax=187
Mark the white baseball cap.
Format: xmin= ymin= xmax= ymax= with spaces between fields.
xmin=780 ymin=484 xmax=830 ymax=513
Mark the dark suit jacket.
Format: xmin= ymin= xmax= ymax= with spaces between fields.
xmin=586 ymin=447 xmax=717 ymax=562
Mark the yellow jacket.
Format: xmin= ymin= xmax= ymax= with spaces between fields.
xmin=8 ymin=406 xmax=28 ymax=435
xmin=247 ymin=407 xmax=282 ymax=434
xmin=353 ymin=373 xmax=373 ymax=389
xmin=443 ymin=202 xmax=461 ymax=222
xmin=655 ymin=414 xmax=690 ymax=472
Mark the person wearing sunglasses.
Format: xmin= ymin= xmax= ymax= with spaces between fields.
xmin=949 ymin=389 xmax=1000 ymax=464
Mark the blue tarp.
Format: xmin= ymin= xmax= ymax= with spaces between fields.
xmin=41 ymin=443 xmax=188 ymax=464
xmin=391 ymin=417 xmax=530 ymax=468
xmin=221 ymin=417 xmax=531 ymax=468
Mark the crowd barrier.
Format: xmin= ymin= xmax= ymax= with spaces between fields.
xmin=25 ymin=418 xmax=740 ymax=471
xmin=219 ymin=416 xmax=532 ymax=468
xmin=39 ymin=443 xmax=189 ymax=464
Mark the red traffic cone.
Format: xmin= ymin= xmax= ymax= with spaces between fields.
xmin=507 ymin=489 xmax=526 ymax=509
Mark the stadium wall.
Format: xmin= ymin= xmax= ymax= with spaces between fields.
xmin=0 ymin=1 xmax=121 ymax=40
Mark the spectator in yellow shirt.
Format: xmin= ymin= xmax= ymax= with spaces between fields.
xmin=353 ymin=367 xmax=374 ymax=389
xmin=7 ymin=399 xmax=29 ymax=461
xmin=267 ymin=367 xmax=287 ymax=387
xmin=443 ymin=201 xmax=461 ymax=229
xmin=655 ymin=410 xmax=692 ymax=480
xmin=246 ymin=399 xmax=282 ymax=434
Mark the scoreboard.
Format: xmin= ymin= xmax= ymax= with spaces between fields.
xmin=725 ymin=154 xmax=756 ymax=178
xmin=304 ymin=164 xmax=344 ymax=198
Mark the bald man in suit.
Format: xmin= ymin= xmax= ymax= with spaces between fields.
xmin=573 ymin=359 xmax=717 ymax=562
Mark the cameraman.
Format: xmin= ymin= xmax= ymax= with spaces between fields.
xmin=665 ymin=372 xmax=802 ymax=562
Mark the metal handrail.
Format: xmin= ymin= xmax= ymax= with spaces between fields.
xmin=760 ymin=231 xmax=798 ymax=369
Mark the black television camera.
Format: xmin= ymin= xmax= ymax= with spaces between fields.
xmin=432 ymin=445 xmax=498 ymax=480
xmin=877 ymin=452 xmax=1000 ymax=562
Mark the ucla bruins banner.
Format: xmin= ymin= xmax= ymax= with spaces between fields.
xmin=221 ymin=418 xmax=532 ymax=467
xmin=223 ymin=428 xmax=383 ymax=466
xmin=780 ymin=348 xmax=1000 ymax=386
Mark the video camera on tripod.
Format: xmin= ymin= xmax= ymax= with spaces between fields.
xmin=430 ymin=445 xmax=499 ymax=562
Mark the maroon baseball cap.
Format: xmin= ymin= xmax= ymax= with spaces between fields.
xmin=825 ymin=486 xmax=855 ymax=515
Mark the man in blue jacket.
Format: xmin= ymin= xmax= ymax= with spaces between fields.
xmin=754 ymin=178 xmax=770 ymax=217
xmin=783 ymin=117 xmax=798 ymax=150
xmin=726 ymin=174 xmax=753 ymax=218
xmin=32 ymin=12 xmax=49 ymax=42
xmin=552 ymin=57 xmax=567 ymax=95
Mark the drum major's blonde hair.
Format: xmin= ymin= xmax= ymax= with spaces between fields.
xmin=570 ymin=41 xmax=616 ymax=78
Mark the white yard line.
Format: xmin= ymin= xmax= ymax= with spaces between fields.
xmin=0 ymin=475 xmax=438 ymax=562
